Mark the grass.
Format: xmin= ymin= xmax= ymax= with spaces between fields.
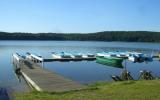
xmin=15 ymin=80 xmax=160 ymax=100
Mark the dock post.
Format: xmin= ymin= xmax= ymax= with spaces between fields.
xmin=42 ymin=59 xmax=44 ymax=68
xmin=12 ymin=54 xmax=14 ymax=62
xmin=124 ymin=59 xmax=127 ymax=70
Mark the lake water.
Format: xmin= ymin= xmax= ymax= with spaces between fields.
xmin=0 ymin=41 xmax=160 ymax=92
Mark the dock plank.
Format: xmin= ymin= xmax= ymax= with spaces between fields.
xmin=20 ymin=60 xmax=86 ymax=92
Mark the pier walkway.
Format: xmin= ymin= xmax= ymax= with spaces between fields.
xmin=19 ymin=60 xmax=86 ymax=92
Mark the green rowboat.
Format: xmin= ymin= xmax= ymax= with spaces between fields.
xmin=96 ymin=56 xmax=124 ymax=68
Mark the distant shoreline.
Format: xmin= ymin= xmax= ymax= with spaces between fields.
xmin=0 ymin=31 xmax=160 ymax=42
xmin=0 ymin=40 xmax=160 ymax=43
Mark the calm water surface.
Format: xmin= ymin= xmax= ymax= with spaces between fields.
xmin=0 ymin=41 xmax=160 ymax=91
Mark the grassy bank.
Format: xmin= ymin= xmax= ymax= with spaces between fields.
xmin=15 ymin=80 xmax=160 ymax=100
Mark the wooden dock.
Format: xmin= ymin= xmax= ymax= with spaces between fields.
xmin=19 ymin=60 xmax=86 ymax=92
xmin=44 ymin=57 xmax=96 ymax=62
xmin=26 ymin=52 xmax=96 ymax=62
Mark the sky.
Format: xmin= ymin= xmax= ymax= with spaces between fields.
xmin=0 ymin=0 xmax=160 ymax=33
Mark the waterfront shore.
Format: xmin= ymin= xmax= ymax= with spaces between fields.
xmin=15 ymin=80 xmax=160 ymax=100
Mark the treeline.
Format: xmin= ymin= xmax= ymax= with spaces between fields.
xmin=0 ymin=31 xmax=160 ymax=42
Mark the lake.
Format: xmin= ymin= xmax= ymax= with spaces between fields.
xmin=0 ymin=41 xmax=160 ymax=92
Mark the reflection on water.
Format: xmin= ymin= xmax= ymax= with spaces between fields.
xmin=43 ymin=59 xmax=160 ymax=84
xmin=0 ymin=41 xmax=159 ymax=91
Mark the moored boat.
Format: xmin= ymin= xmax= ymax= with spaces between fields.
xmin=52 ymin=52 xmax=73 ymax=59
xmin=73 ymin=53 xmax=83 ymax=58
xmin=127 ymin=52 xmax=153 ymax=63
xmin=96 ymin=56 xmax=124 ymax=68
xmin=81 ymin=53 xmax=95 ymax=58
xmin=96 ymin=52 xmax=116 ymax=57
xmin=87 ymin=53 xmax=95 ymax=57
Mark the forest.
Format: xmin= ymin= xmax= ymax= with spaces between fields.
xmin=0 ymin=31 xmax=160 ymax=42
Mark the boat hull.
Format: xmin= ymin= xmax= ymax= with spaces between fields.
xmin=96 ymin=56 xmax=123 ymax=68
